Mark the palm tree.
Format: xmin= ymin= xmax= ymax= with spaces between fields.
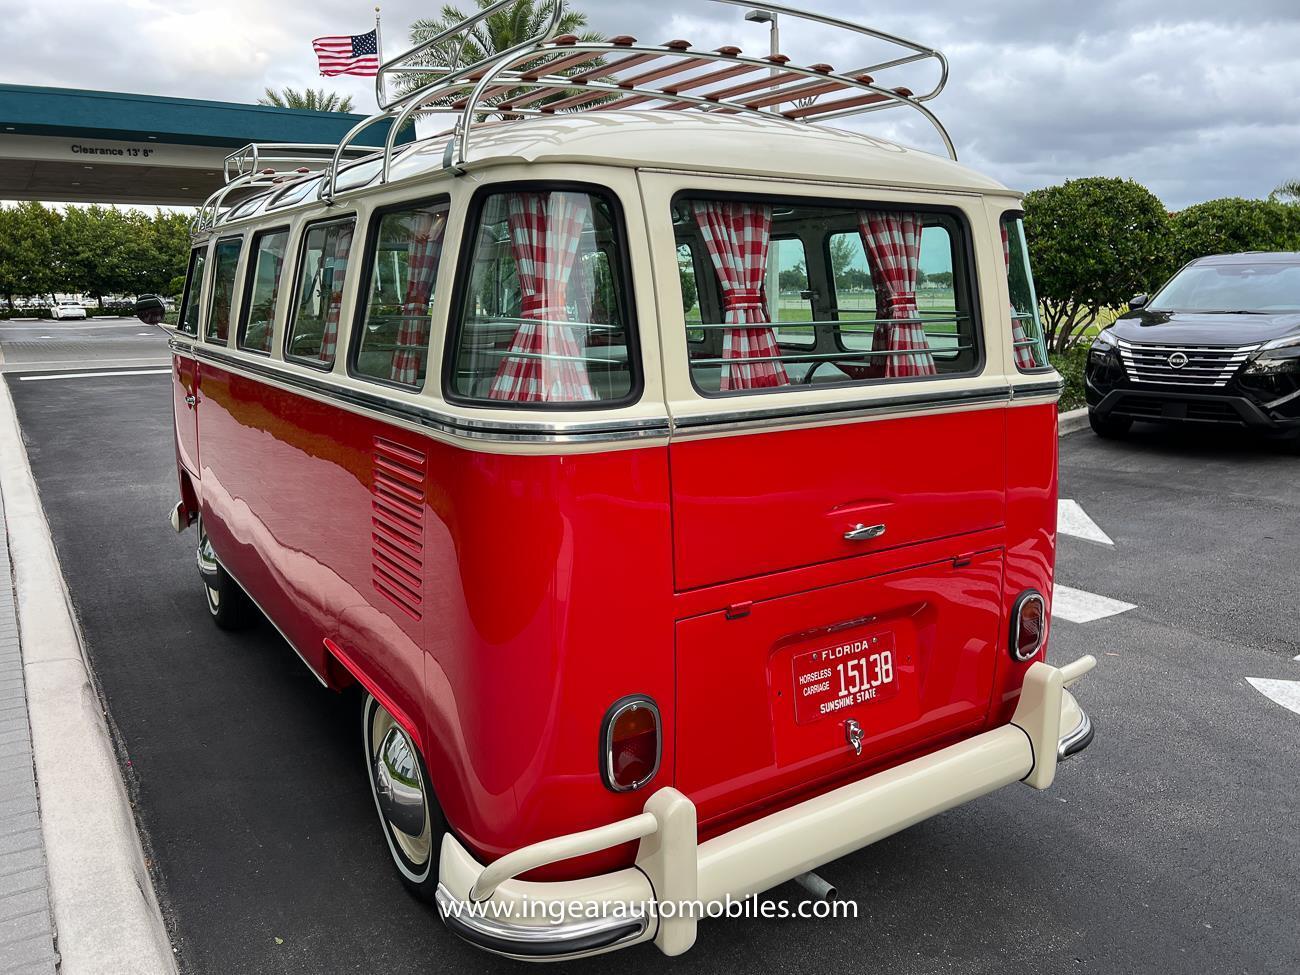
xmin=258 ymin=87 xmax=356 ymax=114
xmin=1273 ymin=180 xmax=1300 ymax=204
xmin=398 ymin=0 xmax=604 ymax=105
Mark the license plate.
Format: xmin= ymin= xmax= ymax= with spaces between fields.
xmin=792 ymin=632 xmax=899 ymax=725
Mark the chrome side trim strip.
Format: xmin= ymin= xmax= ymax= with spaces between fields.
xmin=1010 ymin=378 xmax=1065 ymax=400
xmin=169 ymin=336 xmax=196 ymax=359
xmin=673 ymin=384 xmax=1014 ymax=435
xmin=434 ymin=884 xmax=647 ymax=959
xmin=193 ymin=348 xmax=672 ymax=446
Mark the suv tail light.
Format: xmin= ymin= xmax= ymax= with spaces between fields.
xmin=1010 ymin=590 xmax=1047 ymax=661
xmin=601 ymin=696 xmax=661 ymax=792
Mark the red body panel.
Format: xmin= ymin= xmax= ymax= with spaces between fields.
xmin=185 ymin=349 xmax=1058 ymax=875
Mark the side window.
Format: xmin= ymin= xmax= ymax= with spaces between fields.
xmin=238 ymin=228 xmax=289 ymax=355
xmin=176 ymin=248 xmax=207 ymax=337
xmin=353 ymin=199 xmax=450 ymax=389
xmin=1001 ymin=215 xmax=1049 ymax=370
xmin=770 ymin=237 xmax=815 ymax=349
xmin=286 ymin=218 xmax=356 ymax=368
xmin=676 ymin=196 xmax=978 ymax=395
xmin=203 ymin=238 xmax=243 ymax=346
xmin=678 ymin=242 xmax=706 ymax=344
xmin=447 ymin=188 xmax=637 ymax=406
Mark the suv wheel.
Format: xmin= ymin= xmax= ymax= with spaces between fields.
xmin=1088 ymin=410 xmax=1132 ymax=439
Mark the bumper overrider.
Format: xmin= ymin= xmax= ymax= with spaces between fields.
xmin=435 ymin=656 xmax=1097 ymax=961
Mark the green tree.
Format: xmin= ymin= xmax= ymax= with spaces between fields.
xmin=401 ymin=0 xmax=603 ymax=103
xmin=1023 ymin=177 xmax=1170 ymax=351
xmin=58 ymin=205 xmax=141 ymax=306
xmin=1271 ymin=180 xmax=1300 ymax=204
xmin=0 ymin=202 xmax=62 ymax=307
xmin=778 ymin=263 xmax=808 ymax=293
xmin=1168 ymin=198 xmax=1300 ymax=269
xmin=258 ymin=87 xmax=355 ymax=113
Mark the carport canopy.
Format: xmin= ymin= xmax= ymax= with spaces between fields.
xmin=0 ymin=84 xmax=408 ymax=206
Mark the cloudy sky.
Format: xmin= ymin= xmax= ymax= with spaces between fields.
xmin=4 ymin=0 xmax=1299 ymax=208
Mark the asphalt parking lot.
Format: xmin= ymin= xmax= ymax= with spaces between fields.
xmin=2 ymin=322 xmax=1298 ymax=975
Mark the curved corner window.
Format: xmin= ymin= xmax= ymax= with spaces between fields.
xmin=203 ymin=237 xmax=243 ymax=346
xmin=352 ymin=199 xmax=450 ymax=389
xmin=176 ymin=248 xmax=207 ymax=337
xmin=286 ymin=218 xmax=356 ymax=368
xmin=238 ymin=228 xmax=289 ymax=355
xmin=447 ymin=187 xmax=637 ymax=407
xmin=1001 ymin=215 xmax=1049 ymax=371
xmin=673 ymin=194 xmax=980 ymax=396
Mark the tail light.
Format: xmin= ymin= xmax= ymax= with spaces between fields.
xmin=600 ymin=696 xmax=661 ymax=792
xmin=1010 ymin=590 xmax=1047 ymax=661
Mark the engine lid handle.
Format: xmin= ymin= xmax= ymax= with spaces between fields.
xmin=844 ymin=523 xmax=886 ymax=542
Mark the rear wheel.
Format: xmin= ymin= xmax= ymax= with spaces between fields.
xmin=363 ymin=694 xmax=444 ymax=900
xmin=1088 ymin=410 xmax=1132 ymax=439
xmin=196 ymin=525 xmax=255 ymax=631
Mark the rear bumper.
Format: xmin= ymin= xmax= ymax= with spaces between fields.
xmin=435 ymin=656 xmax=1097 ymax=961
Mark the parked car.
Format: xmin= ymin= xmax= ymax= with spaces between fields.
xmin=143 ymin=3 xmax=1096 ymax=962
xmin=1086 ymin=252 xmax=1300 ymax=442
xmin=50 ymin=299 xmax=87 ymax=320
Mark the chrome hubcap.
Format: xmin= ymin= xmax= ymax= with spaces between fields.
xmin=369 ymin=709 xmax=431 ymax=867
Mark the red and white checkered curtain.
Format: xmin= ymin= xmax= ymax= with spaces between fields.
xmin=390 ymin=210 xmax=448 ymax=385
xmin=318 ymin=223 xmax=354 ymax=364
xmin=1001 ymin=222 xmax=1040 ymax=369
xmin=691 ymin=201 xmax=789 ymax=390
xmin=856 ymin=211 xmax=937 ymax=378
xmin=489 ymin=192 xmax=596 ymax=403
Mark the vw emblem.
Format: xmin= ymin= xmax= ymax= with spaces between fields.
xmin=1168 ymin=352 xmax=1189 ymax=369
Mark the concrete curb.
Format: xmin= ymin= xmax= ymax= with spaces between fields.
xmin=0 ymin=379 xmax=176 ymax=975
xmin=1059 ymin=407 xmax=1090 ymax=437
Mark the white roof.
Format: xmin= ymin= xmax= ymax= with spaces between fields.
xmin=389 ymin=111 xmax=1014 ymax=197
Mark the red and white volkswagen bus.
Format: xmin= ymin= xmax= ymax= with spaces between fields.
xmin=152 ymin=3 xmax=1095 ymax=960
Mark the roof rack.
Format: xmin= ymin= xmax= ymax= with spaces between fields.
xmin=192 ymin=143 xmax=383 ymax=234
xmin=317 ymin=0 xmax=952 ymax=203
xmin=193 ymin=0 xmax=955 ymax=231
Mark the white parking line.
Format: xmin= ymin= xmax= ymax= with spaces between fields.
xmin=1058 ymin=499 xmax=1114 ymax=546
xmin=1246 ymin=678 xmax=1300 ymax=717
xmin=1052 ymin=584 xmax=1136 ymax=624
xmin=17 ymin=369 xmax=170 ymax=382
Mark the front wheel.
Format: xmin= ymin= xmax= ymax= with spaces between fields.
xmin=363 ymin=694 xmax=444 ymax=900
xmin=1088 ymin=410 xmax=1132 ymax=439
xmin=197 ymin=526 xmax=255 ymax=631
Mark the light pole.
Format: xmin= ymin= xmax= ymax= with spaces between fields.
xmin=744 ymin=8 xmax=780 ymax=63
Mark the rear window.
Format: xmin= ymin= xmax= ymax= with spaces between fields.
xmin=203 ymin=237 xmax=243 ymax=346
xmin=286 ymin=218 xmax=356 ymax=368
xmin=352 ymin=199 xmax=450 ymax=389
xmin=1001 ymin=215 xmax=1049 ymax=370
xmin=673 ymin=196 xmax=980 ymax=394
xmin=446 ymin=187 xmax=637 ymax=407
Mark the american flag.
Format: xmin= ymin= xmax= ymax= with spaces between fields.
xmin=312 ymin=29 xmax=379 ymax=78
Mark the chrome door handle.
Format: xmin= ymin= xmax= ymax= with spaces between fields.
xmin=185 ymin=395 xmax=197 ymax=407
xmin=844 ymin=523 xmax=886 ymax=542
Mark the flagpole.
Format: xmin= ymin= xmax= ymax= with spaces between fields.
xmin=374 ymin=6 xmax=385 ymax=109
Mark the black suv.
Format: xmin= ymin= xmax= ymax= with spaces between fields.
xmin=1086 ymin=252 xmax=1300 ymax=442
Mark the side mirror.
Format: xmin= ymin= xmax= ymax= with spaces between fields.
xmin=134 ymin=295 xmax=166 ymax=326
xmin=1128 ymin=293 xmax=1149 ymax=310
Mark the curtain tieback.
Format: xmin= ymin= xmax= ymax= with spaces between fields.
xmin=887 ymin=291 xmax=917 ymax=313
xmin=723 ymin=289 xmax=765 ymax=312
xmin=521 ymin=294 xmax=569 ymax=322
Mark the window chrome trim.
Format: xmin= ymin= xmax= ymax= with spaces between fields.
xmin=193 ymin=347 xmax=671 ymax=445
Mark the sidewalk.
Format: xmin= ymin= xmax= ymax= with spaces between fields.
xmin=0 ymin=377 xmax=176 ymax=975
xmin=0 ymin=499 xmax=57 ymax=973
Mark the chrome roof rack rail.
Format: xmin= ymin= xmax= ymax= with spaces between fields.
xmin=315 ymin=0 xmax=953 ymax=202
